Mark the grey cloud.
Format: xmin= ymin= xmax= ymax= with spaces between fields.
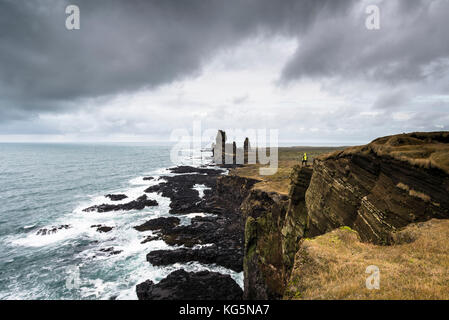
xmin=0 ymin=0 xmax=353 ymax=120
xmin=281 ymin=0 xmax=449 ymax=85
xmin=0 ymin=0 xmax=448 ymax=143
xmin=373 ymin=90 xmax=411 ymax=110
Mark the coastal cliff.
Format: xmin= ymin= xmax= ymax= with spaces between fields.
xmin=241 ymin=132 xmax=449 ymax=299
xmin=306 ymin=132 xmax=449 ymax=244
xmin=133 ymin=131 xmax=449 ymax=299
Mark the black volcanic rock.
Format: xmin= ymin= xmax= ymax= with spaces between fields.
xmin=141 ymin=170 xmax=259 ymax=274
xmin=140 ymin=235 xmax=160 ymax=244
xmin=36 ymin=225 xmax=70 ymax=235
xmin=144 ymin=213 xmax=244 ymax=271
xmin=136 ymin=269 xmax=242 ymax=300
xmin=143 ymin=177 xmax=154 ymax=181
xmin=161 ymin=216 xmax=241 ymax=247
xmin=91 ymin=224 xmax=113 ymax=233
xmin=146 ymin=241 xmax=243 ymax=272
xmin=83 ymin=195 xmax=158 ymax=213
xmin=168 ymin=166 xmax=224 ymax=175
xmin=105 ymin=194 xmax=128 ymax=201
xmin=99 ymin=247 xmax=122 ymax=255
xmin=144 ymin=170 xmax=220 ymax=214
xmin=136 ymin=165 xmax=261 ymax=298
xmin=134 ymin=217 xmax=180 ymax=232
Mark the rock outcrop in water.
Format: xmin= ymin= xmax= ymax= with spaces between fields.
xmin=91 ymin=224 xmax=114 ymax=233
xmin=144 ymin=167 xmax=222 ymax=214
xmin=213 ymin=130 xmax=227 ymax=164
xmin=134 ymin=217 xmax=180 ymax=232
xmin=133 ymin=131 xmax=449 ymax=300
xmin=136 ymin=269 xmax=242 ymax=300
xmin=242 ymin=131 xmax=449 ymax=299
xmin=36 ymin=224 xmax=71 ymax=235
xmin=83 ymin=194 xmax=158 ymax=213
xmin=147 ymin=243 xmax=242 ymax=272
xmin=136 ymin=165 xmax=258 ymax=299
xmin=212 ymin=130 xmax=253 ymax=165
xmin=105 ymin=194 xmax=128 ymax=201
xmin=244 ymin=138 xmax=250 ymax=164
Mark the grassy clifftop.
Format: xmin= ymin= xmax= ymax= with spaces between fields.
xmin=237 ymin=132 xmax=449 ymax=299
xmin=284 ymin=219 xmax=449 ymax=300
xmin=321 ymin=131 xmax=449 ymax=174
xmin=230 ymin=146 xmax=343 ymax=194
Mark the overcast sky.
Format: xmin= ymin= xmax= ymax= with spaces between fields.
xmin=0 ymin=0 xmax=448 ymax=145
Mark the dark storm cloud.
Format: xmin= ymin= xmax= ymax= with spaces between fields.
xmin=0 ymin=0 xmax=353 ymax=120
xmin=281 ymin=0 xmax=449 ymax=85
xmin=1 ymin=0 xmax=448 ymax=135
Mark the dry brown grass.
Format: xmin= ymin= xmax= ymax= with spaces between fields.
xmin=284 ymin=219 xmax=449 ymax=300
xmin=396 ymin=182 xmax=431 ymax=202
xmin=230 ymin=147 xmax=344 ymax=194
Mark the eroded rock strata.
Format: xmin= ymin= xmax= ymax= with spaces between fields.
xmin=306 ymin=145 xmax=449 ymax=244
xmin=242 ymin=132 xmax=449 ymax=299
xmin=135 ymin=132 xmax=449 ymax=300
xmin=241 ymin=190 xmax=289 ymax=299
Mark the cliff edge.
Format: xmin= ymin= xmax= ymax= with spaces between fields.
xmin=241 ymin=131 xmax=449 ymax=299
xmin=306 ymin=131 xmax=449 ymax=244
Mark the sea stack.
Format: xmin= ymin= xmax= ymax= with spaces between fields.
xmin=244 ymin=137 xmax=250 ymax=164
xmin=213 ymin=130 xmax=226 ymax=164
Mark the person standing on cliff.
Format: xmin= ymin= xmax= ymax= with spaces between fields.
xmin=302 ymin=153 xmax=308 ymax=167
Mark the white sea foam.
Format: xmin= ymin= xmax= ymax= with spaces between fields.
xmin=177 ymin=212 xmax=217 ymax=226
xmin=9 ymin=149 xmax=242 ymax=300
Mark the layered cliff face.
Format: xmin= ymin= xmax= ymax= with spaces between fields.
xmin=281 ymin=166 xmax=313 ymax=271
xmin=306 ymin=132 xmax=449 ymax=244
xmin=241 ymin=189 xmax=289 ymax=299
xmin=242 ymin=132 xmax=449 ymax=299
xmin=241 ymin=167 xmax=312 ymax=299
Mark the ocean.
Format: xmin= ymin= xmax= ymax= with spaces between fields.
xmin=0 ymin=143 xmax=242 ymax=300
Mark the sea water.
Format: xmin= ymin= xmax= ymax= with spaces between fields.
xmin=0 ymin=143 xmax=242 ymax=300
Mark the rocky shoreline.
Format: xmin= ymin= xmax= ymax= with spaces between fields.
xmin=134 ymin=164 xmax=258 ymax=299
xmin=69 ymin=156 xmax=254 ymax=299
xmin=30 ymin=131 xmax=449 ymax=300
